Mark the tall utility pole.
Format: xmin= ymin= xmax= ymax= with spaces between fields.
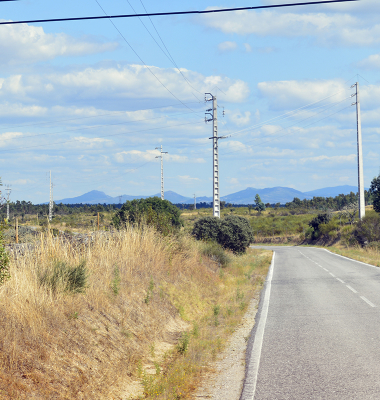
xmin=5 ymin=185 xmax=11 ymax=221
xmin=194 ymin=194 xmax=196 ymax=210
xmin=49 ymin=170 xmax=54 ymax=222
xmin=205 ymin=93 xmax=226 ymax=218
xmin=351 ymin=82 xmax=365 ymax=219
xmin=155 ymin=145 xmax=168 ymax=200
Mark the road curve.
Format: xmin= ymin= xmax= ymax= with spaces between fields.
xmin=241 ymin=246 xmax=380 ymax=400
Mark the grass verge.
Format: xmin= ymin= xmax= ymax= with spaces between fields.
xmin=0 ymin=227 xmax=271 ymax=399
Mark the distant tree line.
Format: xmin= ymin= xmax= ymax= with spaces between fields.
xmin=285 ymin=191 xmax=372 ymax=211
xmin=0 ymin=201 xmax=122 ymax=221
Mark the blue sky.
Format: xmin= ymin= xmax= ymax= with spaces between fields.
xmin=1 ymin=0 xmax=380 ymax=203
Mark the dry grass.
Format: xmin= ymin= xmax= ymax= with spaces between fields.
xmin=0 ymin=227 xmax=271 ymax=399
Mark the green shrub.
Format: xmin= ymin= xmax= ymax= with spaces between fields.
xmin=308 ymin=213 xmax=331 ymax=239
xmin=201 ymin=241 xmax=231 ymax=268
xmin=112 ymin=197 xmax=182 ymax=235
xmin=353 ymin=213 xmax=380 ymax=245
xmin=39 ymin=260 xmax=88 ymax=294
xmin=192 ymin=216 xmax=222 ymax=242
xmin=219 ymin=215 xmax=254 ymax=254
xmin=193 ymin=215 xmax=253 ymax=254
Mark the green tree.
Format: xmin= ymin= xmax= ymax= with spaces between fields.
xmin=370 ymin=174 xmax=380 ymax=213
xmin=255 ymin=194 xmax=266 ymax=213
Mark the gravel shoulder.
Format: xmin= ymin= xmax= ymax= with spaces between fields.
xmin=193 ymin=296 xmax=260 ymax=400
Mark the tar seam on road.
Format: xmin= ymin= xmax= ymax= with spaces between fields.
xmin=240 ymin=252 xmax=275 ymax=400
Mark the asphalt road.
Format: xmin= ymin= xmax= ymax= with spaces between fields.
xmin=241 ymin=246 xmax=380 ymax=400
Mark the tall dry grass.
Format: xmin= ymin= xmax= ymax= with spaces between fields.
xmin=0 ymin=227 xmax=224 ymax=399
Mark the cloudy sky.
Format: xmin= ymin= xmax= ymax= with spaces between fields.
xmin=1 ymin=0 xmax=379 ymax=203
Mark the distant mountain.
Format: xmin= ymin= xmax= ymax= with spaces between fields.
xmin=303 ymin=185 xmax=367 ymax=198
xmin=221 ymin=187 xmax=310 ymax=205
xmin=54 ymin=185 xmax=364 ymax=206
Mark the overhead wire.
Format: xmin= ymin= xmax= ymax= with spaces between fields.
xmin=0 ymin=101 xmax=203 ymax=133
xmin=128 ymin=0 xmax=203 ymax=99
xmin=94 ymin=0 xmax=196 ymax=113
xmin=3 ymin=108 xmax=205 ymax=142
xmin=0 ymin=119 xmax=205 ymax=153
xmin=0 ymin=0 xmax=359 ymax=25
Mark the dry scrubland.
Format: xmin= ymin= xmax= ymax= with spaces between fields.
xmin=0 ymin=226 xmax=271 ymax=399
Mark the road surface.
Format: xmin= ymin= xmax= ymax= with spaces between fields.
xmin=241 ymin=246 xmax=380 ymax=400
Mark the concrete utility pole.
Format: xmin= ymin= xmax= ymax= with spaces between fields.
xmin=49 ymin=171 xmax=54 ymax=222
xmin=351 ymin=82 xmax=365 ymax=219
xmin=205 ymin=93 xmax=226 ymax=218
xmin=194 ymin=194 xmax=196 ymax=210
xmin=155 ymin=145 xmax=168 ymax=200
xmin=5 ymin=185 xmax=11 ymax=221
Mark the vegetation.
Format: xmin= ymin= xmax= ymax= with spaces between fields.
xmin=192 ymin=215 xmax=254 ymax=254
xmin=0 ymin=225 xmax=271 ymax=399
xmin=112 ymin=197 xmax=183 ymax=235
xmin=370 ymin=174 xmax=380 ymax=213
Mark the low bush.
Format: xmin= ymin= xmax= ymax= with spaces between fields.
xmin=39 ymin=260 xmax=88 ymax=294
xmin=201 ymin=241 xmax=231 ymax=268
xmin=192 ymin=216 xmax=222 ymax=242
xmin=192 ymin=215 xmax=253 ymax=254
xmin=353 ymin=213 xmax=380 ymax=246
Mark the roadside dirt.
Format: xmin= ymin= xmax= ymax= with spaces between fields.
xmin=192 ymin=297 xmax=260 ymax=400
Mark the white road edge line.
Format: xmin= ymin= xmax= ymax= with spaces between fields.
xmin=346 ymin=285 xmax=358 ymax=294
xmin=320 ymin=248 xmax=378 ymax=269
xmin=360 ymin=296 xmax=376 ymax=308
xmin=240 ymin=252 xmax=275 ymax=400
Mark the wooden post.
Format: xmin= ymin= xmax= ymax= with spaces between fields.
xmin=97 ymin=212 xmax=100 ymax=231
xmin=15 ymin=217 xmax=19 ymax=244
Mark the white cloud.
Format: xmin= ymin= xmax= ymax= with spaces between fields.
xmin=0 ymin=64 xmax=250 ymax=105
xmin=244 ymin=43 xmax=252 ymax=53
xmin=0 ymin=23 xmax=118 ymax=66
xmin=0 ymin=132 xmax=23 ymax=144
xmin=258 ymin=79 xmax=347 ymax=110
xmin=218 ymin=41 xmax=238 ymax=52
xmin=178 ymin=175 xmax=201 ymax=184
xmin=73 ymin=137 xmax=112 ymax=148
xmin=299 ymin=154 xmax=356 ymax=165
xmin=115 ymin=150 xmax=204 ymax=164
xmin=229 ymin=111 xmax=251 ymax=126
xmin=200 ymin=9 xmax=380 ymax=46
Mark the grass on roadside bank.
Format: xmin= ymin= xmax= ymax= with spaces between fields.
xmin=0 ymin=226 xmax=271 ymax=400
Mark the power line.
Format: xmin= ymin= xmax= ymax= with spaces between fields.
xmin=4 ymin=109 xmax=205 ymax=142
xmin=0 ymin=119 xmax=205 ymax=153
xmin=131 ymin=0 xmax=203 ymax=98
xmin=0 ymin=1 xmax=359 ymax=26
xmin=94 ymin=0 xmax=196 ymax=113
xmin=0 ymin=101 xmax=203 ymax=133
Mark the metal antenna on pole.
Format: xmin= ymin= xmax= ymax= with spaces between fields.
xmin=194 ymin=194 xmax=196 ymax=210
xmin=155 ymin=145 xmax=168 ymax=200
xmin=5 ymin=185 xmax=11 ymax=221
xmin=205 ymin=93 xmax=226 ymax=218
xmin=351 ymin=82 xmax=365 ymax=219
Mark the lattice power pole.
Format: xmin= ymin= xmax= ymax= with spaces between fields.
xmin=194 ymin=194 xmax=196 ymax=210
xmin=155 ymin=145 xmax=168 ymax=200
xmin=351 ymin=82 xmax=365 ymax=219
xmin=205 ymin=93 xmax=226 ymax=218
xmin=5 ymin=185 xmax=11 ymax=221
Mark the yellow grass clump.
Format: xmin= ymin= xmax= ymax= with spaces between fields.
xmin=0 ymin=226 xmax=271 ymax=399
